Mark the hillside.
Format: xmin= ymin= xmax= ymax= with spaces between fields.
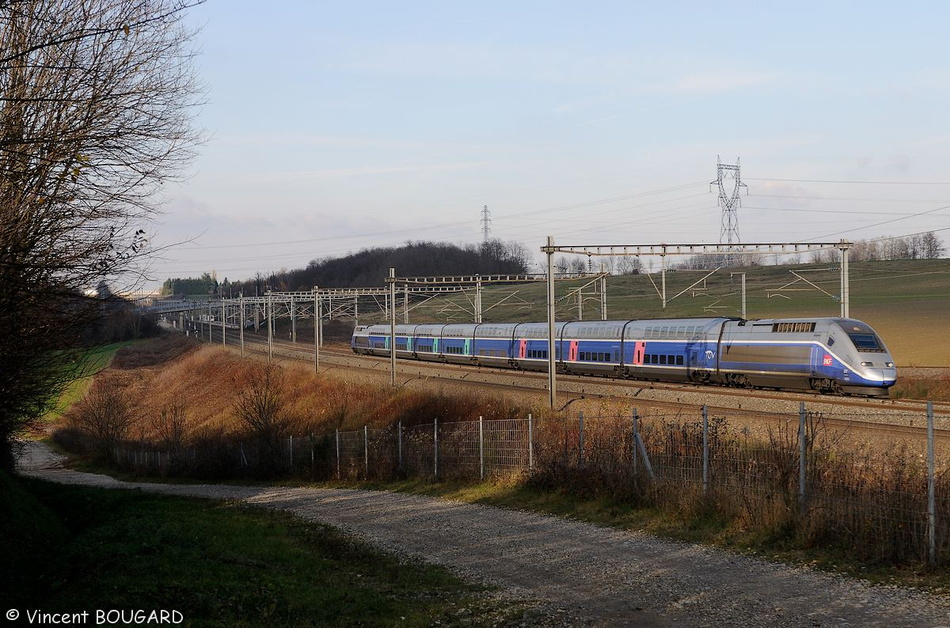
xmin=361 ymin=259 xmax=950 ymax=367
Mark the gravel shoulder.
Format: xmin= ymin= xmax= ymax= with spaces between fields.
xmin=16 ymin=442 xmax=950 ymax=627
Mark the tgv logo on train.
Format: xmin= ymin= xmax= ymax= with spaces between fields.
xmin=352 ymin=317 xmax=897 ymax=397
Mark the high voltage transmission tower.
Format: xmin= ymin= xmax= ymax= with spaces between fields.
xmin=711 ymin=157 xmax=747 ymax=265
xmin=481 ymin=205 xmax=492 ymax=242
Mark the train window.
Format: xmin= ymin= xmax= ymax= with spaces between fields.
xmin=659 ymin=355 xmax=667 ymax=365
xmin=676 ymin=355 xmax=684 ymax=366
xmin=848 ymin=332 xmax=885 ymax=352
xmin=772 ymin=322 xmax=817 ymax=333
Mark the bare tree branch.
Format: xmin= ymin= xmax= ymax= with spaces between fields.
xmin=0 ymin=0 xmax=204 ymax=469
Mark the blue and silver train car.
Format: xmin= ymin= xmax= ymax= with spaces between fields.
xmin=351 ymin=316 xmax=896 ymax=396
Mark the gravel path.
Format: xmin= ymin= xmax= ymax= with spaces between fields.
xmin=16 ymin=442 xmax=950 ymax=627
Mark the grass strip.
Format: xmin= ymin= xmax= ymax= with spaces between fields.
xmin=1 ymin=474 xmax=528 ymax=627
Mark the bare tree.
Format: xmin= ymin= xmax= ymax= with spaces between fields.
xmin=68 ymin=378 xmax=137 ymax=463
xmin=233 ymin=364 xmax=294 ymax=476
xmin=152 ymin=401 xmax=188 ymax=452
xmin=0 ymin=0 xmax=203 ymax=470
xmin=922 ymin=232 xmax=945 ymax=259
xmin=615 ymin=255 xmax=642 ymax=275
xmin=568 ymin=257 xmax=587 ymax=275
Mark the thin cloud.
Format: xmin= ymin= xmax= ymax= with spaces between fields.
xmin=242 ymin=162 xmax=493 ymax=184
xmin=672 ymin=71 xmax=778 ymax=93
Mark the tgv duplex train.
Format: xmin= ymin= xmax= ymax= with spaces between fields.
xmin=351 ymin=317 xmax=897 ymax=397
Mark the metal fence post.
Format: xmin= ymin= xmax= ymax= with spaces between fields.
xmin=434 ymin=418 xmax=439 ymax=478
xmin=702 ymin=405 xmax=709 ymax=495
xmin=928 ymin=401 xmax=936 ymax=565
xmin=528 ymin=414 xmax=534 ymax=470
xmin=289 ymin=435 xmax=293 ymax=469
xmin=364 ymin=425 xmax=369 ymax=479
xmin=578 ymin=412 xmax=585 ymax=467
xmin=799 ymin=402 xmax=807 ymax=512
xmin=335 ymin=429 xmax=340 ymax=478
xmin=479 ymin=416 xmax=485 ymax=480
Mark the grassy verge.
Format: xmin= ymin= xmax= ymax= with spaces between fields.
xmin=0 ymin=473 xmax=530 ymax=627
xmin=32 ymin=341 xmax=142 ymax=430
xmin=350 ymin=476 xmax=950 ymax=594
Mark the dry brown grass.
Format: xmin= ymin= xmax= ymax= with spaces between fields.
xmin=891 ymin=370 xmax=950 ymax=401
xmin=53 ymin=335 xmax=950 ymax=564
xmin=58 ymin=336 xmax=540 ymax=448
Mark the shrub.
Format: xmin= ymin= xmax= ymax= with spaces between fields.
xmin=66 ymin=379 xmax=137 ymax=464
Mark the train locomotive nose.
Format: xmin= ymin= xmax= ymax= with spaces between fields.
xmin=867 ymin=366 xmax=897 ymax=386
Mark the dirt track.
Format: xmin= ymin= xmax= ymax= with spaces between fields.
xmin=16 ymin=442 xmax=950 ymax=627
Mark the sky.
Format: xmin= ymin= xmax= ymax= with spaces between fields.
xmin=147 ymin=1 xmax=950 ymax=289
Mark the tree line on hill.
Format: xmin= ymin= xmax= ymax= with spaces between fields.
xmin=675 ymin=232 xmax=946 ymax=270
xmin=161 ymin=240 xmax=533 ymax=296
xmin=162 ymin=232 xmax=948 ymax=297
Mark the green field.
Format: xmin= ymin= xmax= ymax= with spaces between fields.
xmin=383 ymin=259 xmax=950 ymax=366
xmin=1 ymin=474 xmax=524 ymax=627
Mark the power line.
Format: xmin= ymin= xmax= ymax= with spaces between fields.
xmin=748 ymin=177 xmax=950 ymax=185
xmin=804 ymin=204 xmax=950 ymax=242
xmin=174 ymin=181 xmax=709 ymax=251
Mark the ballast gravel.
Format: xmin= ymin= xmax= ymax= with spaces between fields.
xmin=17 ymin=442 xmax=950 ymax=627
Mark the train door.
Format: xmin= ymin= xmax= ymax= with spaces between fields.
xmin=633 ymin=341 xmax=646 ymax=366
xmin=518 ymin=339 xmax=527 ymax=359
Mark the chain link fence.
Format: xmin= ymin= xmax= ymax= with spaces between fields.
xmin=103 ymin=402 xmax=950 ymax=564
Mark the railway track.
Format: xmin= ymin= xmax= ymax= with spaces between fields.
xmin=210 ymin=334 xmax=950 ymax=441
xmin=229 ymin=340 xmax=950 ymax=415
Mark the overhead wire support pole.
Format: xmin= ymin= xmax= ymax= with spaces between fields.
xmin=267 ymin=291 xmax=273 ymax=363
xmin=387 ymin=268 xmax=397 ymax=387
xmin=313 ymin=286 xmax=323 ymax=373
xmin=543 ymin=236 xmax=557 ymax=410
xmin=730 ymin=272 xmax=747 ymax=318
xmin=839 ymin=240 xmax=851 ymax=318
